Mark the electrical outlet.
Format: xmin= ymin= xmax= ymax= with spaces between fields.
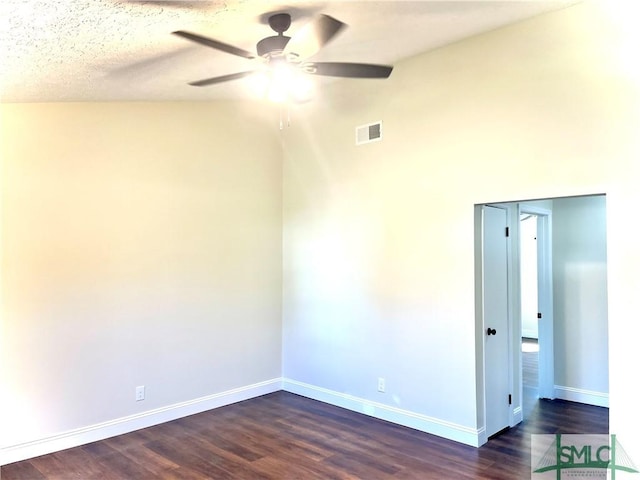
xmin=377 ymin=377 xmax=386 ymax=393
xmin=135 ymin=385 xmax=145 ymax=402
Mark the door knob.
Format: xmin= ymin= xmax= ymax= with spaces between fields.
xmin=487 ymin=328 xmax=497 ymax=336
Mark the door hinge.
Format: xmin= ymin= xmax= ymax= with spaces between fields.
xmin=508 ymin=394 xmax=512 ymax=405
xmin=537 ymin=312 xmax=542 ymax=319
xmin=505 ymin=227 xmax=510 ymax=237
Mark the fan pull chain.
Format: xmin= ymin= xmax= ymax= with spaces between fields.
xmin=279 ymin=104 xmax=292 ymax=130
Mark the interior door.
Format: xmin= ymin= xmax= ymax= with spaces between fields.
xmin=482 ymin=205 xmax=511 ymax=437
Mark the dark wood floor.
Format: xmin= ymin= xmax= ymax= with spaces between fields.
xmin=1 ymin=385 xmax=609 ymax=479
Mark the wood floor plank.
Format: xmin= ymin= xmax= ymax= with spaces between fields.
xmin=103 ymin=433 xmax=181 ymax=477
xmin=323 ymin=451 xmax=402 ymax=478
xmin=50 ymin=447 xmax=123 ymax=480
xmin=1 ymin=390 xmax=608 ymax=480
xmin=155 ymin=466 xmax=215 ymax=480
xmin=144 ymin=439 xmax=238 ymax=480
xmin=0 ymin=461 xmax=46 ymax=480
xmin=250 ymin=454 xmax=355 ymax=480
xmin=27 ymin=453 xmax=86 ymax=480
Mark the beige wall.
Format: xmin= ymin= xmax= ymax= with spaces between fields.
xmin=282 ymin=0 xmax=639 ymax=451
xmin=1 ymin=102 xmax=283 ymax=449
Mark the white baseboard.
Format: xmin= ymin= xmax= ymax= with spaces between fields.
xmin=1 ymin=378 xmax=282 ymax=466
xmin=282 ymin=378 xmax=482 ymax=447
xmin=554 ymin=385 xmax=609 ymax=408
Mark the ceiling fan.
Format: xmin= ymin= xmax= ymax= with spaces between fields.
xmin=172 ymin=12 xmax=393 ymax=100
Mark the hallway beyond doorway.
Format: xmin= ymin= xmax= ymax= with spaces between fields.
xmin=523 ymin=337 xmax=539 ymax=419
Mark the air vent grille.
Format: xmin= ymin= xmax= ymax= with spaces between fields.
xmin=356 ymin=121 xmax=383 ymax=145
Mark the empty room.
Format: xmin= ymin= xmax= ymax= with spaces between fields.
xmin=1 ymin=0 xmax=639 ymax=478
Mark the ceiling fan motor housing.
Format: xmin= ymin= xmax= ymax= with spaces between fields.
xmin=268 ymin=13 xmax=291 ymax=34
xmin=257 ymin=35 xmax=291 ymax=57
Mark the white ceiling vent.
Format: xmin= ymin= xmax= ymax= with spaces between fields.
xmin=356 ymin=121 xmax=383 ymax=146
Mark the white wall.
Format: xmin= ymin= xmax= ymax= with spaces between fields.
xmin=282 ymin=0 xmax=640 ymax=453
xmin=0 ymin=101 xmax=283 ymax=462
xmin=553 ymin=195 xmax=608 ymax=403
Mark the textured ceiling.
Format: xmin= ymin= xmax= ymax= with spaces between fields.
xmin=0 ymin=0 xmax=579 ymax=102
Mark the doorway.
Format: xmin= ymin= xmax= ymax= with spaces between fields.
xmin=475 ymin=195 xmax=609 ymax=445
xmin=520 ymin=212 xmax=540 ymax=415
xmin=517 ymin=204 xmax=554 ymax=415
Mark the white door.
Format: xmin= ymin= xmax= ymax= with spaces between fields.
xmin=483 ymin=205 xmax=511 ymax=437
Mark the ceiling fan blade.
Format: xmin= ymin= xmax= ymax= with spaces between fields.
xmin=284 ymin=15 xmax=346 ymax=60
xmin=172 ymin=31 xmax=255 ymax=59
xmin=189 ymin=71 xmax=255 ymax=87
xmin=306 ymin=62 xmax=393 ymax=79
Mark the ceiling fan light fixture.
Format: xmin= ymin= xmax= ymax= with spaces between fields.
xmin=269 ymin=64 xmax=291 ymax=102
xmin=255 ymin=63 xmax=313 ymax=103
xmin=248 ymin=70 xmax=271 ymax=98
xmin=289 ymin=73 xmax=314 ymax=103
